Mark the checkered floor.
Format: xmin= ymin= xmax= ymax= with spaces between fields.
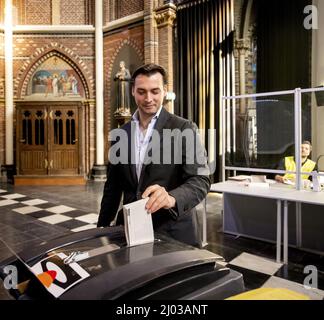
xmin=220 ymin=252 xmax=324 ymax=300
xmin=0 ymin=188 xmax=98 ymax=233
xmin=1 ymin=186 xmax=324 ymax=300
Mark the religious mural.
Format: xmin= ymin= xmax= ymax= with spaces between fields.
xmin=27 ymin=56 xmax=84 ymax=99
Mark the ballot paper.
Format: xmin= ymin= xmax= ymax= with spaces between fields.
xmin=123 ymin=198 xmax=154 ymax=247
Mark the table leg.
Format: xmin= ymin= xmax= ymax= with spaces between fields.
xmin=296 ymin=202 xmax=302 ymax=247
xmin=284 ymin=200 xmax=288 ymax=264
xmin=276 ymin=200 xmax=282 ymax=263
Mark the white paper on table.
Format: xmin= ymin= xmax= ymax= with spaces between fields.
xmin=251 ymin=175 xmax=267 ymax=183
xmin=123 ymin=198 xmax=154 ymax=247
xmin=283 ymin=179 xmax=295 ymax=186
xmin=247 ymin=182 xmax=270 ymax=188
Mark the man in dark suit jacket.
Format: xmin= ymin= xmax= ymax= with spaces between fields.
xmin=97 ymin=63 xmax=210 ymax=246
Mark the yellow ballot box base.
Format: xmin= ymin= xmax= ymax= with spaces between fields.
xmin=227 ymin=288 xmax=310 ymax=300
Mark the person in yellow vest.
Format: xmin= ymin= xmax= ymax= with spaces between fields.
xmin=275 ymin=141 xmax=317 ymax=183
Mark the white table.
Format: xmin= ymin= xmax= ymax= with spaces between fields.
xmin=210 ymin=181 xmax=324 ymax=264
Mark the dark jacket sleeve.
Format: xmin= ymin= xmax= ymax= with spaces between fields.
xmin=168 ymin=121 xmax=211 ymax=218
xmin=97 ymin=163 xmax=123 ymax=227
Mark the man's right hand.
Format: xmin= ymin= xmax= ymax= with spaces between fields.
xmin=142 ymin=185 xmax=176 ymax=214
xmin=275 ymin=175 xmax=285 ymax=183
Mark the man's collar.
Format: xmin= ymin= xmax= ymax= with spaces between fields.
xmin=132 ymin=106 xmax=163 ymax=122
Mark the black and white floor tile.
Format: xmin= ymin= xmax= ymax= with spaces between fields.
xmin=0 ymin=188 xmax=97 ymax=233
xmin=0 ymin=185 xmax=324 ymax=300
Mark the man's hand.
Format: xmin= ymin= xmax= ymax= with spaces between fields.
xmin=275 ymin=175 xmax=284 ymax=183
xmin=142 ymin=184 xmax=176 ymax=214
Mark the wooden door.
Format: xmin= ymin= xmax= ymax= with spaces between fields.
xmin=18 ymin=107 xmax=48 ymax=175
xmin=48 ymin=106 xmax=79 ymax=175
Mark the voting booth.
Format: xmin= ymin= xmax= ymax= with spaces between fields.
xmin=0 ymin=227 xmax=244 ymax=300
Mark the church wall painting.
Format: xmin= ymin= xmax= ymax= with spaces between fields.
xmin=27 ymin=56 xmax=84 ymax=99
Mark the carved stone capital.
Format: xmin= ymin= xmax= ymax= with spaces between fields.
xmin=235 ymin=38 xmax=250 ymax=53
xmin=154 ymin=4 xmax=177 ymax=28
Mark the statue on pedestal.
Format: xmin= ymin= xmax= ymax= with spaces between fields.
xmin=114 ymin=61 xmax=131 ymax=118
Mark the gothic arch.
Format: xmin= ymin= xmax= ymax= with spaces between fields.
xmin=15 ymin=44 xmax=93 ymax=99
xmin=240 ymin=0 xmax=255 ymax=39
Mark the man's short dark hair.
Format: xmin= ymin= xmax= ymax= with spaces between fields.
xmin=131 ymin=63 xmax=168 ymax=85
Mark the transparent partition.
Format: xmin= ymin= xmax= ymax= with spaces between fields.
xmin=301 ymin=87 xmax=324 ymax=185
xmin=222 ymin=87 xmax=324 ymax=190
xmin=223 ymin=91 xmax=296 ymax=176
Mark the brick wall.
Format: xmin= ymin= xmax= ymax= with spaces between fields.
xmin=60 ymin=0 xmax=86 ymax=25
xmin=104 ymin=0 xmax=144 ymax=24
xmin=25 ymin=0 xmax=51 ymax=25
xmin=10 ymin=0 xmax=94 ymax=25
xmin=117 ymin=0 xmax=144 ymax=19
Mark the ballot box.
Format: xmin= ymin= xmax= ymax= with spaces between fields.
xmin=0 ymin=226 xmax=244 ymax=300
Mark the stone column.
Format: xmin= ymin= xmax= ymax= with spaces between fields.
xmin=92 ymin=0 xmax=106 ymax=180
xmin=144 ymin=0 xmax=159 ymax=63
xmin=234 ymin=38 xmax=250 ymax=162
xmin=4 ymin=0 xmax=14 ymax=181
xmin=155 ymin=2 xmax=176 ymax=112
xmin=235 ymin=38 xmax=250 ymax=114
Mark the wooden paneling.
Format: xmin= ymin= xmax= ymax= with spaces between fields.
xmin=21 ymin=150 xmax=45 ymax=169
